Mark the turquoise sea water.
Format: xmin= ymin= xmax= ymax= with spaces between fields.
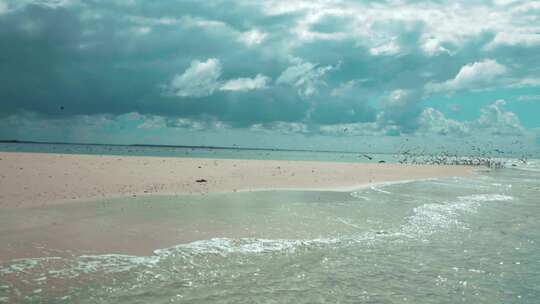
xmin=0 ymin=142 xmax=399 ymax=163
xmin=1 ymin=157 xmax=539 ymax=303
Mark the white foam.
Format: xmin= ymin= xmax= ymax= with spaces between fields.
xmin=401 ymin=193 xmax=513 ymax=237
xmin=457 ymin=194 xmax=513 ymax=202
xmin=0 ymin=257 xmax=62 ymax=275
xmin=0 ymin=235 xmax=366 ymax=284
xmin=0 ymin=190 xmax=515 ymax=287
xmin=154 ymin=237 xmax=340 ymax=258
xmin=369 ymin=186 xmax=392 ymax=195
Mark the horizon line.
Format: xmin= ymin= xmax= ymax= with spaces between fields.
xmin=0 ymin=139 xmax=386 ymax=155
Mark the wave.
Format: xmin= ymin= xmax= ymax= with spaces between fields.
xmin=0 ymin=189 xmax=514 ymax=295
xmin=401 ymin=194 xmax=513 ymax=237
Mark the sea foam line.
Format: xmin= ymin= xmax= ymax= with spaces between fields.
xmin=0 ymin=194 xmax=514 ymax=281
xmin=401 ymin=193 xmax=513 ymax=238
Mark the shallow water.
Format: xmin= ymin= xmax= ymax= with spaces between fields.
xmin=1 ymin=164 xmax=540 ymax=303
xmin=0 ymin=142 xmax=397 ymax=164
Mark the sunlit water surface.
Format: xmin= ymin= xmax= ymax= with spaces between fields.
xmin=1 ymin=162 xmax=539 ymax=303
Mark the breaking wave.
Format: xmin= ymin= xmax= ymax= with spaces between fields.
xmin=401 ymin=194 xmax=513 ymax=237
xmin=0 ymin=190 xmax=514 ymax=285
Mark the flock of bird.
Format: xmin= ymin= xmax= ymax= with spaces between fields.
xmin=394 ymin=143 xmax=531 ymax=169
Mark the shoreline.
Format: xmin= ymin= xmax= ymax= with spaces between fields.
xmin=0 ymin=152 xmax=474 ymax=209
xmin=0 ymin=151 xmax=476 ymax=261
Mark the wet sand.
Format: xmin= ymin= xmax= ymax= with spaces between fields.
xmin=0 ymin=152 xmax=473 ymax=209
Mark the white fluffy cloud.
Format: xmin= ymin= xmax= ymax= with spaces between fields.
xmin=277 ymin=59 xmax=337 ymax=97
xmin=137 ymin=115 xmax=167 ymax=129
xmin=418 ymin=100 xmax=525 ymax=137
xmin=369 ymin=40 xmax=400 ymax=57
xmin=507 ymin=78 xmax=540 ymax=88
xmin=426 ymin=59 xmax=507 ymax=93
xmin=2 ymin=0 xmax=539 ymax=152
xmin=166 ymin=58 xmax=270 ymax=97
xmin=260 ymin=0 xmax=540 ymax=56
xmin=249 ymin=99 xmax=528 ymax=139
xmin=166 ymin=58 xmax=222 ymax=97
xmin=220 ymin=74 xmax=270 ymax=92
xmin=421 ymin=37 xmax=451 ymax=56
xmin=238 ymin=29 xmax=267 ymax=46
xmin=418 ymin=108 xmax=469 ymax=136
xmin=485 ymin=32 xmax=540 ymax=49
xmin=476 ymin=99 xmax=524 ymax=135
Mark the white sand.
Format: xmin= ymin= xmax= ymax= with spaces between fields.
xmin=0 ymin=152 xmax=473 ymax=209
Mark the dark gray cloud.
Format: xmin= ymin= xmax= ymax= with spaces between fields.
xmin=0 ymin=0 xmax=539 ymax=142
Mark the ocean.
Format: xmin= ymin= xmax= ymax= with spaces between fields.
xmin=1 ymin=143 xmax=539 ymax=303
xmin=0 ymin=142 xmax=400 ymax=164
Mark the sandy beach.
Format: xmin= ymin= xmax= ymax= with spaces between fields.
xmin=0 ymin=152 xmax=473 ymax=209
xmin=0 ymin=151 xmax=477 ymax=261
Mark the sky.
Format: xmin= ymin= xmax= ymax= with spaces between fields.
xmin=0 ymin=0 xmax=539 ymax=155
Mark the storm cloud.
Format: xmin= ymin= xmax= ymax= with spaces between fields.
xmin=0 ymin=0 xmax=539 ymax=150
